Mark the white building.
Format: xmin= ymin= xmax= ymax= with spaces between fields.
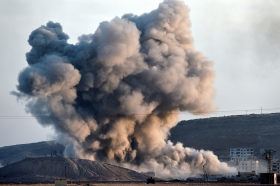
xmin=239 ymin=160 xmax=259 ymax=173
xmin=228 ymin=148 xmax=259 ymax=173
xmin=230 ymin=148 xmax=254 ymax=164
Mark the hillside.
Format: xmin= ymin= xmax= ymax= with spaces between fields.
xmin=0 ymin=157 xmax=152 ymax=183
xmin=0 ymin=141 xmax=64 ymax=167
xmin=1 ymin=113 xmax=279 ymax=168
xmin=169 ymin=113 xmax=280 ymax=157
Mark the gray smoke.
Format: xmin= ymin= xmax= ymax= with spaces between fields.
xmin=13 ymin=0 xmax=236 ymax=178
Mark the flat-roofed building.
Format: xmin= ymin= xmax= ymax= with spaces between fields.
xmin=230 ymin=148 xmax=254 ymax=164
xmin=238 ymin=160 xmax=259 ymax=173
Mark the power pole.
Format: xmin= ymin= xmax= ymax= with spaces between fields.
xmin=267 ymin=152 xmax=272 ymax=174
xmin=203 ymin=165 xmax=205 ymax=182
xmin=203 ymin=165 xmax=208 ymax=182
xmin=263 ymin=149 xmax=276 ymax=184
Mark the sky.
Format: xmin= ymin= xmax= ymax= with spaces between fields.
xmin=0 ymin=0 xmax=280 ymax=147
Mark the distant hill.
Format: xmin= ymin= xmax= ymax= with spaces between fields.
xmin=1 ymin=113 xmax=279 ymax=168
xmin=0 ymin=141 xmax=64 ymax=167
xmin=169 ymin=113 xmax=280 ymax=157
xmin=0 ymin=157 xmax=152 ymax=183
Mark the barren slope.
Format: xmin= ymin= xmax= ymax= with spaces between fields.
xmin=0 ymin=157 xmax=151 ymax=183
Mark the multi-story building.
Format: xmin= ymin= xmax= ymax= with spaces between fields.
xmin=272 ymin=161 xmax=280 ymax=174
xmin=230 ymin=148 xmax=254 ymax=164
xmin=239 ymin=160 xmax=259 ymax=173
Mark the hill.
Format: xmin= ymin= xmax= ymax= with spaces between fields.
xmin=1 ymin=113 xmax=279 ymax=168
xmin=0 ymin=156 xmax=152 ymax=183
xmin=0 ymin=141 xmax=64 ymax=167
xmin=169 ymin=113 xmax=280 ymax=157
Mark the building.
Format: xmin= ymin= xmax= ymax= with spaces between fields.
xmin=238 ymin=160 xmax=259 ymax=173
xmin=230 ymin=148 xmax=254 ymax=164
xmin=272 ymin=161 xmax=280 ymax=174
xmin=260 ymin=173 xmax=277 ymax=184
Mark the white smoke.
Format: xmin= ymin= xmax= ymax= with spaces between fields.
xmin=13 ymin=0 xmax=236 ymax=178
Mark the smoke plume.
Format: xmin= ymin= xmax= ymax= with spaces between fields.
xmin=14 ymin=0 xmax=236 ymax=178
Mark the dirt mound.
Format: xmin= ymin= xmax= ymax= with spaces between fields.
xmin=0 ymin=157 xmax=151 ymax=183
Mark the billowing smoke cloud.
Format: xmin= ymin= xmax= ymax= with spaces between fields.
xmin=13 ymin=0 xmax=236 ymax=178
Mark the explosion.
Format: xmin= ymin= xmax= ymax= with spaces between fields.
xmin=14 ymin=0 xmax=236 ymax=178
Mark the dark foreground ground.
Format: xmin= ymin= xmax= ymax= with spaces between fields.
xmin=1 ymin=182 xmax=280 ymax=186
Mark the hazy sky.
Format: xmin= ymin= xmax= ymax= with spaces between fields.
xmin=0 ymin=0 xmax=280 ymax=147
